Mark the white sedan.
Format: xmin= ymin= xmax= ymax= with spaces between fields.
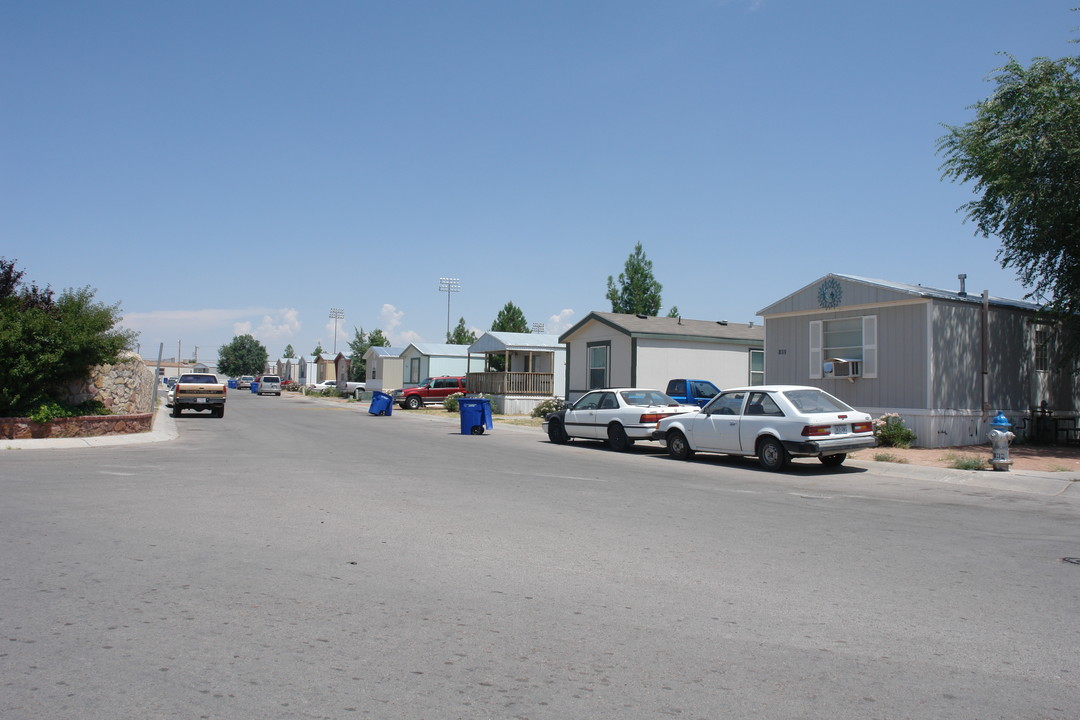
xmin=652 ymin=385 xmax=877 ymax=470
xmin=543 ymin=388 xmax=697 ymax=451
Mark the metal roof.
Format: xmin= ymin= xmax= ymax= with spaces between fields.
xmin=469 ymin=331 xmax=564 ymax=353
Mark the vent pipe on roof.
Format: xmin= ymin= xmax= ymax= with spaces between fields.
xmin=958 ymin=273 xmax=968 ymax=297
xmin=717 ymin=320 xmax=728 ymax=325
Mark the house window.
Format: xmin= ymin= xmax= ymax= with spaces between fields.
xmin=809 ymin=316 xmax=877 ymax=379
xmin=1035 ymin=328 xmax=1049 ymax=372
xmin=587 ymin=343 xmax=609 ymax=389
xmin=749 ymin=349 xmax=764 ymax=386
xmin=409 ymin=357 xmax=421 ymax=383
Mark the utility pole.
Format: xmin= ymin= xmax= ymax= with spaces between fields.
xmin=439 ymin=277 xmax=461 ymax=340
xmin=329 ymin=308 xmax=345 ymax=354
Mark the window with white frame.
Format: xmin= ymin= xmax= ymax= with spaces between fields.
xmin=587 ymin=343 xmax=609 ymax=389
xmin=749 ymin=348 xmax=764 ymax=386
xmin=1035 ymin=328 xmax=1049 ymax=372
xmin=809 ymin=316 xmax=877 ymax=378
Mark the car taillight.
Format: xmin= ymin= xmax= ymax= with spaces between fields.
xmin=640 ymin=413 xmax=667 ymax=423
xmin=801 ymin=424 xmax=832 ymax=437
xmin=852 ymin=421 xmax=872 ymax=433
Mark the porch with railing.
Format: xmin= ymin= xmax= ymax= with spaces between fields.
xmin=467 ymin=371 xmax=554 ymax=396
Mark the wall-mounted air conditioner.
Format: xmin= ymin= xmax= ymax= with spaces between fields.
xmin=823 ymin=358 xmax=861 ymax=379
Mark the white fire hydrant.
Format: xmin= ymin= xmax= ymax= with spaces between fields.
xmin=987 ymin=412 xmax=1015 ymax=472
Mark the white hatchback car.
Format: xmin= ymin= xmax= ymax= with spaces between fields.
xmin=543 ymin=388 xmax=697 ymax=451
xmin=652 ymin=385 xmax=876 ymax=470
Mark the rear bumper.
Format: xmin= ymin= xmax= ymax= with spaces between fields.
xmin=782 ymin=436 xmax=877 ymax=456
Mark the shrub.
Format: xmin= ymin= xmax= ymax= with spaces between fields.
xmin=444 ymin=393 xmax=464 ymax=412
xmin=873 ymin=413 xmax=917 ymax=448
xmin=28 ymin=399 xmax=110 ymax=424
xmin=531 ymin=397 xmax=567 ymax=418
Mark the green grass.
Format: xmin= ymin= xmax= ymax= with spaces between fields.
xmin=943 ymin=453 xmax=988 ymax=471
xmin=873 ymin=452 xmax=909 ymax=464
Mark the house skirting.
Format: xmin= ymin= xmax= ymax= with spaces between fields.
xmin=863 ymin=407 xmax=1061 ymax=449
xmin=486 ymin=395 xmax=549 ymax=416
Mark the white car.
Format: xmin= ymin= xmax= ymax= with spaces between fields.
xmin=542 ymin=388 xmax=697 ymax=451
xmin=653 ymin=385 xmax=877 ymax=471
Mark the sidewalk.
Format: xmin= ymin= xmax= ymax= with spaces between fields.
xmin=2 ymin=401 xmax=178 ymax=451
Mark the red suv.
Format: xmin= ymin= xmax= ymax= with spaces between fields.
xmin=392 ymin=376 xmax=468 ymax=409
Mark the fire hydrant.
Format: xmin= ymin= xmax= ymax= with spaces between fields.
xmin=987 ymin=411 xmax=1015 ymax=472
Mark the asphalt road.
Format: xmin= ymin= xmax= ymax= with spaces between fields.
xmin=2 ymin=391 xmax=1079 ymax=720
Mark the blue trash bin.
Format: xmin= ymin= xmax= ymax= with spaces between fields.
xmin=369 ymin=391 xmax=394 ymax=416
xmin=250 ymin=381 xmax=259 ymax=393
xmin=458 ymin=398 xmax=492 ymax=435
xmin=227 ymin=379 xmax=237 ymax=389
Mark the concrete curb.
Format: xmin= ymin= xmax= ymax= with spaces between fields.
xmin=2 ymin=401 xmax=178 ymax=451
xmin=847 ymin=458 xmax=1080 ymax=498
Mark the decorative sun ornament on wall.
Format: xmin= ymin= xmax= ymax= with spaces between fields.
xmin=817 ymin=278 xmax=843 ymax=309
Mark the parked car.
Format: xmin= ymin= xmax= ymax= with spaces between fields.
xmin=652 ymin=385 xmax=876 ymax=471
xmin=542 ymin=388 xmax=696 ymax=451
xmin=392 ymin=376 xmax=468 ymax=410
xmin=309 ymin=379 xmax=342 ymax=393
xmin=256 ymin=375 xmax=282 ymax=396
xmin=236 ymin=376 xmax=255 ymax=390
xmin=665 ymin=379 xmax=721 ymax=408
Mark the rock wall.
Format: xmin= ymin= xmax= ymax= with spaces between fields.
xmin=60 ymin=350 xmax=157 ymax=414
xmin=0 ymin=413 xmax=153 ymax=440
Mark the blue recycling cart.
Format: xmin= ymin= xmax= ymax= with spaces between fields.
xmin=250 ymin=381 xmax=259 ymax=393
xmin=458 ymin=398 xmax=493 ymax=435
xmin=369 ymin=391 xmax=394 ymax=416
xmin=227 ymin=378 xmax=238 ymax=389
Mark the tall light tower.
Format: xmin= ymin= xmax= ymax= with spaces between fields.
xmin=329 ymin=307 xmax=345 ymax=354
xmin=439 ymin=277 xmax=461 ymax=339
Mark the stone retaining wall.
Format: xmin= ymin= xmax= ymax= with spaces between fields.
xmin=59 ymin=350 xmax=157 ymax=414
xmin=0 ymin=413 xmax=153 ymax=440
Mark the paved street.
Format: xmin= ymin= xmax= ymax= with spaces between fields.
xmin=2 ymin=391 xmax=1079 ymax=720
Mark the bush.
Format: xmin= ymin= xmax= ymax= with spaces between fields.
xmin=531 ymin=397 xmax=567 ymax=418
xmin=444 ymin=393 xmax=464 ymax=412
xmin=873 ymin=413 xmax=917 ymax=448
xmin=28 ymin=399 xmax=110 ymax=424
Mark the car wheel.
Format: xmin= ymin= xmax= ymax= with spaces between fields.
xmin=405 ymin=395 xmax=422 ymax=410
xmin=607 ymin=424 xmax=632 ymax=452
xmin=819 ymin=453 xmax=846 ymax=467
xmin=667 ymin=430 xmax=694 ymax=461
xmin=547 ymin=419 xmax=570 ymax=444
xmin=216 ymin=407 xmax=225 ymax=418
xmin=757 ymin=437 xmax=790 ymax=471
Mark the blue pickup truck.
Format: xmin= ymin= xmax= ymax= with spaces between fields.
xmin=664 ymin=379 xmax=721 ymax=408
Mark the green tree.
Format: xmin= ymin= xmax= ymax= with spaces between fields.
xmin=218 ymin=334 xmax=269 ymax=378
xmin=311 ymin=343 xmax=325 ymax=356
xmin=283 ymin=344 xmax=296 ymax=358
xmin=0 ymin=258 xmax=136 ymax=416
xmin=938 ymin=52 xmax=1080 ymax=360
xmin=491 ymin=301 xmax=530 ymax=333
xmin=447 ymin=317 xmax=477 ymax=345
xmin=346 ymin=327 xmax=391 ymax=381
xmin=606 ymin=243 xmax=663 ymax=316
xmin=666 ymin=305 xmax=681 ymax=318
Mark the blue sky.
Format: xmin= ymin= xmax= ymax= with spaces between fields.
xmin=2 ymin=1 xmax=1075 ymax=361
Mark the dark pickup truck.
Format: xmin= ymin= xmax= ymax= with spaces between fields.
xmin=665 ymin=379 xmax=721 ymax=408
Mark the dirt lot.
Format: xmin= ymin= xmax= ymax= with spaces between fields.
xmin=855 ymin=443 xmax=1080 ymax=473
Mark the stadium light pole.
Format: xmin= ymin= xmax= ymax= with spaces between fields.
xmin=329 ymin=308 xmax=345 ymax=354
xmin=439 ymin=277 xmax=460 ymax=339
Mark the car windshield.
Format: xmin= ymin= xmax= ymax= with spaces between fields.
xmin=263 ymin=376 xmax=280 ymax=382
xmin=782 ymin=388 xmax=853 ymax=413
xmin=179 ymin=374 xmax=217 ymax=383
xmin=619 ymin=390 xmax=679 ymax=407
xmin=690 ymin=381 xmax=719 ymax=399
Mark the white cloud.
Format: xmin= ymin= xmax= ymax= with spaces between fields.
xmin=546 ymin=308 xmax=576 ymax=335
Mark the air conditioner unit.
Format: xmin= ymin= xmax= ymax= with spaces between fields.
xmin=824 ymin=358 xmax=861 ymax=379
